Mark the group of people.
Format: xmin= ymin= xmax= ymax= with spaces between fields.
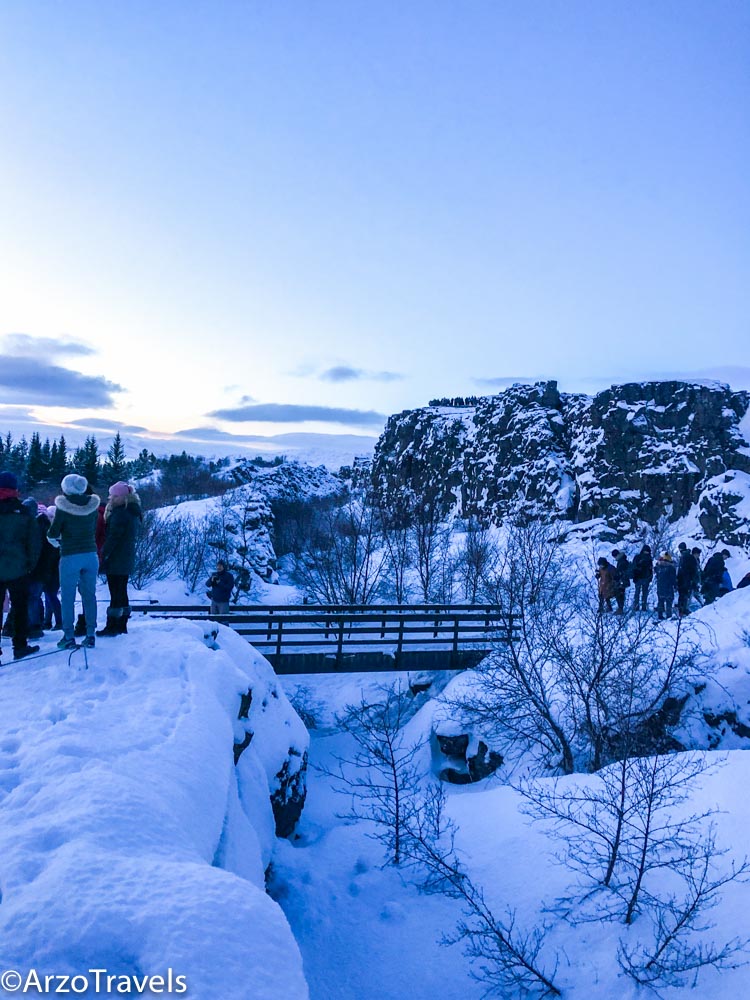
xmin=596 ymin=542 xmax=748 ymax=620
xmin=0 ymin=471 xmax=142 ymax=661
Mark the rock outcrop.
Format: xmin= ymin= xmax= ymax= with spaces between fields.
xmin=372 ymin=380 xmax=750 ymax=542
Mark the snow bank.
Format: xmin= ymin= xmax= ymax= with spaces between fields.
xmin=0 ymin=619 xmax=308 ymax=999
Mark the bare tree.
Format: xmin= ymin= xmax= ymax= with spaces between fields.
xmin=456 ymin=517 xmax=499 ymax=603
xmin=401 ymin=798 xmax=562 ymax=998
xmin=131 ymin=510 xmax=177 ymax=588
xmin=296 ymin=501 xmax=387 ymax=604
xmin=449 ymin=520 xmax=703 ymax=775
xmin=377 ymin=494 xmax=415 ymax=604
xmin=321 ymin=682 xmax=422 ymax=864
xmin=410 ymin=497 xmax=451 ymax=603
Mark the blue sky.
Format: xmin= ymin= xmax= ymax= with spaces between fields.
xmin=0 ymin=1 xmax=748 ymax=458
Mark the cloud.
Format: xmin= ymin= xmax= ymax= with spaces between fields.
xmin=208 ymin=403 xmax=387 ymax=427
xmin=2 ymin=333 xmax=95 ymax=358
xmin=473 ymin=374 xmax=550 ymax=388
xmin=172 ymin=426 xmax=252 ymax=442
xmin=68 ymin=417 xmax=147 ymax=433
xmin=0 ymin=356 xmax=123 ymax=408
xmin=319 ymin=366 xmax=404 ymax=383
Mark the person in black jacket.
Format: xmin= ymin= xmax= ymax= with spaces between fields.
xmin=676 ymin=543 xmax=701 ymax=617
xmin=96 ymin=482 xmax=143 ymax=637
xmin=702 ymin=550 xmax=730 ymax=605
xmin=0 ymin=471 xmax=42 ymax=660
xmin=611 ymin=549 xmax=631 ymax=614
xmin=206 ymin=560 xmax=235 ymax=616
xmin=631 ymin=544 xmax=653 ymax=611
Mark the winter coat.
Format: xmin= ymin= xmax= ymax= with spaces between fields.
xmin=737 ymin=572 xmax=750 ymax=590
xmin=206 ymin=569 xmax=234 ymax=604
xmin=47 ymin=493 xmax=100 ymax=557
xmin=101 ymin=499 xmax=143 ymax=577
xmin=0 ymin=497 xmax=41 ymax=581
xmin=30 ymin=513 xmax=60 ymax=586
xmin=596 ymin=561 xmax=616 ymax=600
xmin=676 ymin=551 xmax=700 ymax=592
xmin=614 ymin=553 xmax=631 ymax=589
xmin=720 ymin=569 xmax=733 ymax=595
xmin=95 ymin=504 xmax=107 ymax=561
xmin=702 ymin=553 xmax=725 ymax=586
xmin=655 ymin=558 xmax=677 ymax=598
xmin=631 ymin=550 xmax=653 ymax=583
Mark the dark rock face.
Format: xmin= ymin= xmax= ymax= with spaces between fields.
xmin=372 ymin=380 xmax=750 ymax=542
xmin=435 ymin=731 xmax=503 ymax=784
xmin=271 ymin=749 xmax=308 ymax=838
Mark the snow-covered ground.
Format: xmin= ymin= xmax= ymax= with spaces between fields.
xmin=273 ymin=591 xmax=750 ymax=1000
xmin=0 ymin=619 xmax=308 ymax=1000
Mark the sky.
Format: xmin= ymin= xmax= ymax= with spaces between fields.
xmin=0 ymin=0 xmax=748 ymax=461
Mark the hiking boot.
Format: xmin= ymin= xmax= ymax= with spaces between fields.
xmin=74 ymin=614 xmax=87 ymax=638
xmin=57 ymin=637 xmax=79 ymax=651
xmin=120 ymin=607 xmax=131 ymax=634
xmin=27 ymin=627 xmax=44 ymax=640
xmin=81 ymin=636 xmax=96 ymax=649
xmin=14 ymin=644 xmax=40 ymax=660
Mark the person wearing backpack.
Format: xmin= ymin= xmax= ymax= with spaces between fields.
xmin=0 ymin=471 xmax=42 ymax=660
xmin=655 ymin=552 xmax=677 ymax=621
xmin=676 ymin=543 xmax=701 ymax=617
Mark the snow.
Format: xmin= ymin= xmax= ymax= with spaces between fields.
xmin=0 ymin=619 xmax=308 ymax=999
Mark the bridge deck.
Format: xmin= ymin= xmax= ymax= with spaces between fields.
xmin=132 ymin=603 xmax=517 ymax=674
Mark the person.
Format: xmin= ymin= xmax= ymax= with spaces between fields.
xmin=73 ymin=490 xmax=108 ymax=637
xmin=702 ymin=550 xmax=730 ymax=605
xmin=631 ymin=544 xmax=653 ymax=611
xmin=737 ymin=571 xmax=750 ymax=590
xmin=596 ymin=556 xmax=616 ymax=613
xmin=655 ymin=552 xmax=677 ymax=621
xmin=40 ymin=505 xmax=62 ymax=630
xmin=676 ymin=543 xmax=701 ymax=617
xmin=611 ymin=549 xmax=631 ymax=614
xmin=206 ymin=560 xmax=234 ymax=616
xmin=96 ymin=482 xmax=142 ymax=637
xmin=47 ymin=474 xmax=100 ymax=650
xmin=21 ymin=498 xmax=50 ymax=639
xmin=0 ymin=471 xmax=42 ymax=660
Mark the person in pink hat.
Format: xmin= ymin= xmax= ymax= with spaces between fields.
xmin=96 ymin=481 xmax=142 ymax=637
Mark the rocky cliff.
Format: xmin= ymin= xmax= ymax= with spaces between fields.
xmin=371 ymin=380 xmax=750 ymax=544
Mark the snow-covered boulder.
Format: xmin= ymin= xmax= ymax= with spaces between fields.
xmin=0 ymin=618 xmax=309 ymax=999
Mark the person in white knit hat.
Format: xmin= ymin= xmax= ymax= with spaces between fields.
xmin=47 ymin=474 xmax=100 ymax=650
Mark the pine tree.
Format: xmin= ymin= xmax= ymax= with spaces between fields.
xmin=104 ymin=432 xmax=127 ymax=482
xmin=27 ymin=432 xmax=46 ymax=485
xmin=55 ymin=436 xmax=68 ymax=479
xmin=73 ymin=436 xmax=100 ymax=485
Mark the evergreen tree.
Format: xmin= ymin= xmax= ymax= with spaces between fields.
xmin=54 ymin=435 xmax=68 ymax=480
xmin=73 ymin=435 xmax=100 ymax=485
xmin=27 ymin=432 xmax=46 ymax=485
xmin=104 ymin=432 xmax=127 ymax=482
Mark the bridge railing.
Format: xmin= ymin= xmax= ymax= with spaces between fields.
xmin=132 ymin=603 xmax=519 ymax=665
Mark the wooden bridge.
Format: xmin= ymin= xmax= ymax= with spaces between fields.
xmin=132 ymin=603 xmax=519 ymax=675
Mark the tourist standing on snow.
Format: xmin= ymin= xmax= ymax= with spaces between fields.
xmin=22 ymin=498 xmax=51 ymax=639
xmin=655 ymin=552 xmax=677 ymax=620
xmin=702 ymin=550 xmax=730 ymax=605
xmin=47 ymin=474 xmax=100 ymax=650
xmin=676 ymin=543 xmax=701 ymax=617
xmin=596 ymin=557 xmax=617 ymax=613
xmin=97 ymin=482 xmax=142 ymax=637
xmin=40 ymin=505 xmax=62 ymax=630
xmin=631 ymin=544 xmax=653 ymax=611
xmin=611 ymin=548 xmax=631 ymax=614
xmin=0 ymin=471 xmax=42 ymax=660
xmin=206 ymin=560 xmax=234 ymax=616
